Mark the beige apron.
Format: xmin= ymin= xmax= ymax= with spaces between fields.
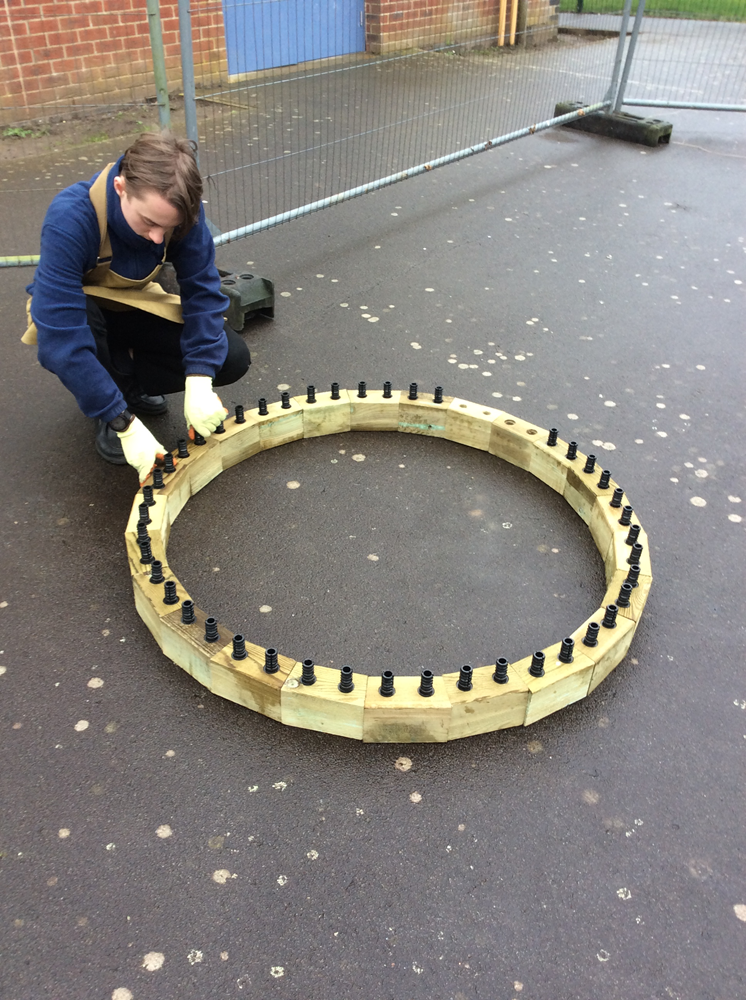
xmin=22 ymin=162 xmax=183 ymax=345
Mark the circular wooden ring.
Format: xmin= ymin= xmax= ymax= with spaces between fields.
xmin=127 ymin=388 xmax=651 ymax=742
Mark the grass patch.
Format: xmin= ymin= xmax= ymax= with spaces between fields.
xmin=2 ymin=125 xmax=48 ymax=139
xmin=561 ymin=0 xmax=746 ymax=20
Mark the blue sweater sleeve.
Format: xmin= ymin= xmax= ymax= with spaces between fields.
xmin=30 ymin=189 xmax=128 ymax=423
xmin=167 ymin=205 xmax=230 ymax=378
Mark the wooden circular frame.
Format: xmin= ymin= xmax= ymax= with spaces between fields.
xmin=127 ymin=388 xmax=652 ymax=742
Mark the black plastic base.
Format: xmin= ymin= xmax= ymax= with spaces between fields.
xmin=555 ymin=102 xmax=673 ymax=148
xmin=218 ymin=269 xmax=275 ymax=331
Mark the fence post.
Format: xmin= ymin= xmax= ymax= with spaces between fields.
xmin=146 ymin=0 xmax=171 ymax=130
xmin=603 ymin=0 xmax=633 ymax=108
xmin=178 ymin=0 xmax=200 ymax=158
xmin=614 ymin=0 xmax=647 ymax=113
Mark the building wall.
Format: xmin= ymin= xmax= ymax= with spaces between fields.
xmin=365 ymin=0 xmax=557 ymax=55
xmin=0 ymin=0 xmax=227 ymax=118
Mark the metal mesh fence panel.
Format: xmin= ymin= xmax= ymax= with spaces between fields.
xmin=559 ymin=0 xmax=746 ymax=111
xmin=190 ymin=1 xmax=623 ymax=241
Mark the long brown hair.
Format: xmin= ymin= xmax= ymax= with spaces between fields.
xmin=120 ymin=131 xmax=202 ymax=236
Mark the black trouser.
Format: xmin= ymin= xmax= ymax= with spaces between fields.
xmin=86 ymin=299 xmax=251 ymax=397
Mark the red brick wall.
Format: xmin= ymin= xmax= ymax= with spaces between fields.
xmin=365 ymin=0 xmax=529 ymax=55
xmin=0 ymin=0 xmax=227 ymax=116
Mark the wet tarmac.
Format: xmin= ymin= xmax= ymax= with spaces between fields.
xmin=1 ymin=106 xmax=744 ymax=999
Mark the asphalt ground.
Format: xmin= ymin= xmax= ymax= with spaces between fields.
xmin=1 ymin=107 xmax=745 ymax=999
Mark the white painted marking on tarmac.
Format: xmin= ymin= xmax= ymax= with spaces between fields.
xmin=734 ymin=904 xmax=746 ymax=921
xmin=409 ymin=792 xmax=422 ymax=803
xmin=352 ymin=454 xmax=366 ymax=462
xmin=277 ymin=874 xmax=288 ymax=886
xmin=695 ymin=470 xmax=708 ymax=479
xmin=142 ymin=952 xmax=165 ymax=971
xmin=58 ymin=828 xmax=70 ymax=839
xmin=276 ymin=383 xmax=290 ymax=391
xmin=395 ymin=756 xmax=412 ymax=771
xmin=187 ymin=950 xmax=203 ymax=965
xmin=286 ymin=481 xmax=300 ymax=489
xmin=604 ymin=400 xmax=616 ymax=407
xmin=410 ymin=342 xmax=421 ymax=349
xmin=111 ymin=989 xmax=133 ymax=1000
xmin=270 ymin=967 xmax=285 ymax=978
xmin=690 ymin=497 xmax=707 ymax=507
xmin=156 ymin=825 xmax=172 ymax=839
xmin=87 ymin=677 xmax=103 ymax=688
xmin=259 ymin=605 xmax=272 ymax=613
xmin=74 ymin=720 xmax=89 ymax=732
xmin=728 ymin=514 xmax=742 ymax=523
xmin=212 ymin=870 xmax=234 ymax=884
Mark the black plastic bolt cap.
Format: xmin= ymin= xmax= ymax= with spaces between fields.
xmin=264 ymin=647 xmax=279 ymax=674
xmin=163 ymin=580 xmax=179 ymax=605
xmin=357 ymin=381 xmax=367 ymax=398
xmin=177 ymin=438 xmax=190 ymax=458
xmin=258 ymin=397 xmax=268 ymax=416
xmin=152 ymin=468 xmax=165 ymax=489
xmin=566 ymin=441 xmax=578 ymax=461
xmin=610 ymin=486 xmax=625 ymax=509
xmin=547 ymin=428 xmax=558 ymax=447
xmin=493 ymin=657 xmax=509 ymax=683
xmin=181 ymin=599 xmax=195 ymax=623
xmin=619 ymin=504 xmax=633 ymax=526
xmin=382 ymin=381 xmax=392 ymax=398
xmin=138 ymin=538 xmax=153 ymax=564
xmin=280 ymin=391 xmax=291 ymax=409
xmin=149 ymin=560 xmax=165 ymax=585
xmin=418 ymin=669 xmax=435 ymax=697
xmin=331 ymin=382 xmax=341 ymax=400
xmin=457 ymin=664 xmax=473 ymax=692
xmin=192 ymin=432 xmax=206 ymax=446
xmin=597 ymin=469 xmax=611 ymax=490
xmin=529 ymin=651 xmax=545 ymax=678
xmin=559 ymin=637 xmax=575 ymax=664
xmin=204 ymin=617 xmax=219 ymax=643
xmin=306 ymin=385 xmax=316 ymax=404
xmin=617 ymin=582 xmax=633 ymax=608
xmin=232 ymin=634 xmax=248 ymax=660
xmin=301 ymin=658 xmax=316 ymax=686
xmin=583 ymin=454 xmax=596 ymax=474
xmin=408 ymin=382 xmax=418 ymax=400
xmin=625 ymin=523 xmax=641 ymax=547
xmin=625 ymin=563 xmax=641 ymax=588
xmin=214 ymin=421 xmax=225 ymax=434
xmin=628 ymin=541 xmax=644 ymax=565
xmin=142 ymin=484 xmax=155 ymax=506
xmin=602 ymin=604 xmax=619 ymax=629
xmin=338 ymin=665 xmax=354 ymax=693
xmin=138 ymin=501 xmax=151 ymax=525
xmin=164 ymin=452 xmax=176 ymax=474
xmin=136 ymin=520 xmax=150 ymax=542
xmin=583 ymin=621 xmax=600 ymax=647
xmin=234 ymin=405 xmax=245 ymax=424
xmin=433 ymin=386 xmax=444 ymax=404
xmin=379 ymin=670 xmax=395 ymax=697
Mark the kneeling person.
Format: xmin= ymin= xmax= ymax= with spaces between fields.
xmin=25 ymin=131 xmax=250 ymax=481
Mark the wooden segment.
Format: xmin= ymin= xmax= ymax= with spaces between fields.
xmin=210 ymin=641 xmax=295 ymax=722
xmin=570 ymin=611 xmax=636 ymax=694
xmin=589 ymin=492 xmax=631 ymax=564
xmin=488 ymin=414 xmax=544 ymax=472
xmin=125 ymin=492 xmax=169 ymax=543
xmin=188 ymin=436 xmax=224 ymax=496
xmin=605 ymin=525 xmax=653 ymax=585
xmin=256 ymin=398 xmax=304 ymax=450
xmin=295 ymin=390 xmax=352 ymax=438
xmin=281 ymin=662 xmax=366 ymax=740
xmin=563 ymin=465 xmax=615 ymax=523
xmin=529 ymin=437 xmax=573 ymax=495
xmin=131 ymin=570 xmax=191 ymax=646
xmin=441 ymin=665 xmax=529 ymax=739
xmin=511 ymin=641 xmax=596 ymax=726
xmin=398 ymin=392 xmax=453 ymax=438
xmin=153 ymin=451 xmax=198 ymax=524
xmin=444 ymin=398 xmax=503 ymax=451
xmin=363 ymin=674 xmax=451 ymax=742
xmin=214 ymin=411 xmax=262 ymax=471
xmin=160 ymin=605 xmax=234 ymax=689
xmin=603 ymin=568 xmax=653 ymax=622
xmin=349 ymin=389 xmax=401 ymax=431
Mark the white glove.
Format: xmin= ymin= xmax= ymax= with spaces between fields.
xmin=184 ymin=375 xmax=228 ymax=439
xmin=117 ymin=416 xmax=167 ymax=484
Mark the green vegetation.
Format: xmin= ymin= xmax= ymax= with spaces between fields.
xmin=85 ymin=131 xmax=110 ymax=143
xmin=561 ymin=0 xmax=746 ymax=20
xmin=2 ymin=125 xmax=43 ymax=139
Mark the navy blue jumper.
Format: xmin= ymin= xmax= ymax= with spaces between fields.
xmin=27 ymin=156 xmax=229 ymax=424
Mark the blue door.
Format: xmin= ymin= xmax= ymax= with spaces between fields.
xmin=223 ymin=0 xmax=366 ymax=75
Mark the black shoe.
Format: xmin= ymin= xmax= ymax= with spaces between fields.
xmin=95 ymin=419 xmax=128 ymax=465
xmin=125 ymin=389 xmax=168 ymax=416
